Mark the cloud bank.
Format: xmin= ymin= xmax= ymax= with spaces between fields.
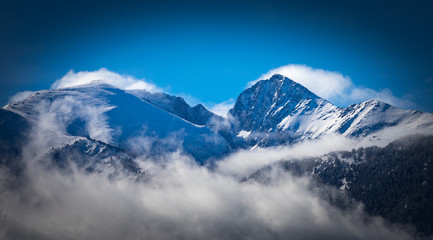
xmin=253 ymin=64 xmax=414 ymax=109
xmin=0 ymin=109 xmax=417 ymax=240
xmin=0 ymin=152 xmax=414 ymax=240
xmin=51 ymin=68 xmax=162 ymax=93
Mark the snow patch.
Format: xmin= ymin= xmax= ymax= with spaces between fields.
xmin=237 ymin=130 xmax=251 ymax=139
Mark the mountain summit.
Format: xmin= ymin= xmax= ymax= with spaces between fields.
xmin=230 ymin=74 xmax=331 ymax=132
xmin=229 ymin=74 xmax=433 ymax=147
xmin=5 ymin=82 xmax=231 ymax=162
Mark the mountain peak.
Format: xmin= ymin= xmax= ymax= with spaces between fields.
xmin=230 ymin=75 xmax=327 ymax=132
xmin=58 ymin=80 xmax=117 ymax=90
xmin=253 ymin=74 xmax=321 ymax=100
xmin=269 ymin=73 xmax=285 ymax=81
xmin=228 ymin=74 xmax=433 ymax=147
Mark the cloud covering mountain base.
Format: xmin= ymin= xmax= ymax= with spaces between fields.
xmin=0 ymin=143 xmax=415 ymax=240
xmin=2 ymin=67 xmax=430 ymax=240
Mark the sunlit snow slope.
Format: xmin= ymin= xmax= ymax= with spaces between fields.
xmin=5 ymin=81 xmax=231 ymax=161
xmin=230 ymin=74 xmax=433 ymax=147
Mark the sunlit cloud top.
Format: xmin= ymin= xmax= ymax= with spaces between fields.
xmin=51 ymin=68 xmax=162 ymax=93
xmin=253 ymin=64 xmax=415 ymax=109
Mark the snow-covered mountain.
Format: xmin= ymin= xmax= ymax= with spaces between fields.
xmin=0 ymin=108 xmax=31 ymax=172
xmin=4 ymin=81 xmax=231 ymax=162
xmin=229 ymin=74 xmax=433 ymax=147
xmin=129 ymin=89 xmax=222 ymax=125
xmin=44 ymin=137 xmax=143 ymax=180
xmin=2 ymin=74 xmax=433 ymax=165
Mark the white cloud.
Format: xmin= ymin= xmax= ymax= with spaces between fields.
xmin=252 ymin=64 xmax=351 ymax=101
xmin=29 ymin=94 xmax=115 ymax=149
xmin=216 ymin=134 xmax=365 ymax=178
xmin=349 ymin=87 xmax=414 ymax=109
xmin=208 ymin=98 xmax=235 ymax=117
xmin=0 ymin=149 xmax=414 ymax=240
xmin=254 ymin=64 xmax=414 ymax=109
xmin=8 ymin=91 xmax=34 ymax=104
xmin=51 ymin=68 xmax=162 ymax=93
xmin=0 ymin=107 xmax=418 ymax=240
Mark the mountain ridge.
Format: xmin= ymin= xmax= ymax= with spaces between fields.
xmin=128 ymin=89 xmax=222 ymax=126
xmin=2 ymin=74 xmax=433 ymax=160
xmin=229 ymin=74 xmax=433 ymax=147
xmin=4 ymin=82 xmax=231 ymax=162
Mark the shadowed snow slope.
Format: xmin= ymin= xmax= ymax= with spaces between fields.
xmin=5 ymin=81 xmax=230 ymax=162
xmin=128 ymin=89 xmax=221 ymax=126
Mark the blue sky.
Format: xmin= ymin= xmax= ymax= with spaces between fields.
xmin=1 ymin=0 xmax=433 ymax=112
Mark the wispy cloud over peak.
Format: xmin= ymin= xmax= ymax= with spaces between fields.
xmin=208 ymin=98 xmax=235 ymax=117
xmin=251 ymin=64 xmax=351 ymax=101
xmin=8 ymin=91 xmax=34 ymax=104
xmin=253 ymin=64 xmax=415 ymax=109
xmin=51 ymin=68 xmax=162 ymax=93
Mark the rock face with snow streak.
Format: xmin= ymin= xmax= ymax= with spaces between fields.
xmin=129 ymin=89 xmax=222 ymax=125
xmin=230 ymin=74 xmax=433 ymax=147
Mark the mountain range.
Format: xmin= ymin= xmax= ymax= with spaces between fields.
xmin=230 ymin=74 xmax=433 ymax=147
xmin=2 ymin=73 xmax=433 ymax=237
xmin=2 ymin=74 xmax=433 ymax=164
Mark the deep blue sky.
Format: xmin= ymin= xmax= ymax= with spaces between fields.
xmin=1 ymin=0 xmax=433 ymax=111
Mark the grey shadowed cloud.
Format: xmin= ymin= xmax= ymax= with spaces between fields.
xmin=0 ymin=109 xmax=416 ymax=240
